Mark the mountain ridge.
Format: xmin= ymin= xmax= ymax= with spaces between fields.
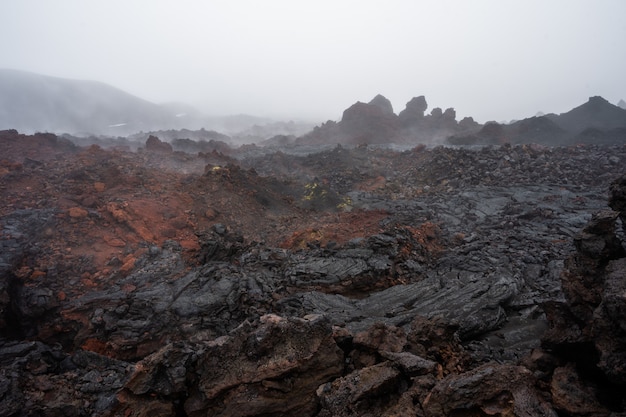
xmin=0 ymin=69 xmax=287 ymax=136
xmin=0 ymin=69 xmax=182 ymax=135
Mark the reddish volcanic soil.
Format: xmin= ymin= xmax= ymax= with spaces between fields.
xmin=0 ymin=131 xmax=391 ymax=297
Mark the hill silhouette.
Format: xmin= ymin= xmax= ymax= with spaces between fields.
xmin=449 ymin=96 xmax=626 ymax=146
xmin=547 ymin=95 xmax=626 ymax=133
xmin=0 ymin=69 xmax=189 ymax=135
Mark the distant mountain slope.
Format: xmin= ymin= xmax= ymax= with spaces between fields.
xmin=547 ymin=96 xmax=626 ymax=133
xmin=448 ymin=96 xmax=626 ymax=146
xmin=0 ymin=69 xmax=183 ymax=135
xmin=0 ymin=69 xmax=317 ymax=138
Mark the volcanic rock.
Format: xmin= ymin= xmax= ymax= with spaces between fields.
xmin=0 ymin=340 xmax=131 ymax=417
xmin=609 ymin=173 xmax=626 ymax=232
xmin=423 ymin=363 xmax=558 ymax=417
xmin=316 ymin=361 xmax=403 ymax=417
xmin=368 ymin=94 xmax=395 ymax=115
xmin=542 ymin=173 xmax=626 ymax=412
xmin=113 ymin=314 xmax=344 ymax=417
xmin=339 ymin=100 xmax=399 ymax=144
xmin=144 ymin=135 xmax=173 ymax=152
xmin=2 ymin=130 xmax=626 ymax=415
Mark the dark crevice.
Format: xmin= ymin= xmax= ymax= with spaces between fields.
xmin=3 ymin=273 xmax=28 ymax=340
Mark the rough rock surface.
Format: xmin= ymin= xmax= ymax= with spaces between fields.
xmin=113 ymin=314 xmax=344 ymax=417
xmin=541 ymin=173 xmax=626 ymax=414
xmin=368 ymin=94 xmax=395 ymax=116
xmin=1 ymin=129 xmax=626 ymax=415
xmin=398 ymin=95 xmax=428 ymax=125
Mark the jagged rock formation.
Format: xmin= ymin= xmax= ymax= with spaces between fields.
xmin=302 ymin=94 xmax=626 ymax=147
xmin=339 ymin=100 xmax=400 ymax=144
xmin=114 ymin=314 xmax=344 ymax=416
xmin=300 ymin=94 xmax=472 ymax=145
xmin=398 ymin=95 xmax=428 ymax=126
xmin=1 ymin=131 xmax=626 ymax=415
xmin=145 ymin=135 xmax=173 ymax=152
xmin=540 ymin=174 xmax=626 ymax=414
xmin=368 ymin=94 xmax=395 ymax=115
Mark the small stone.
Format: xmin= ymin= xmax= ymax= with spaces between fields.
xmin=69 ymin=207 xmax=88 ymax=218
xmin=205 ymin=208 xmax=218 ymax=219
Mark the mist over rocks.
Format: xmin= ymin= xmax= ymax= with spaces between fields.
xmin=296 ymin=92 xmax=626 ymax=148
xmin=298 ymin=94 xmax=472 ymax=146
xmin=0 ymin=70 xmax=316 ymax=140
xmin=1 ymin=126 xmax=626 ymax=415
xmin=2 ymin=81 xmax=626 ymax=417
xmin=3 ymin=69 xmax=625 ymax=149
xmin=0 ymin=69 xmax=181 ymax=136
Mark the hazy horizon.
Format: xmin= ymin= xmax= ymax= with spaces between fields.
xmin=1 ymin=0 xmax=625 ymax=124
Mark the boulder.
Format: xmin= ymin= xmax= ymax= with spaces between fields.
xmin=423 ymin=363 xmax=557 ymax=417
xmin=114 ymin=314 xmax=344 ymax=417
xmin=316 ymin=361 xmax=403 ymax=417
xmin=340 ymin=101 xmax=399 ymax=144
xmin=145 ymin=135 xmax=172 ymax=152
xmin=542 ymin=175 xmax=626 ymax=410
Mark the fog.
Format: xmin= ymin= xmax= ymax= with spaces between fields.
xmin=1 ymin=0 xmax=625 ymax=123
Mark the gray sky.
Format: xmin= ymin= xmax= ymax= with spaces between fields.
xmin=1 ymin=0 xmax=625 ymax=123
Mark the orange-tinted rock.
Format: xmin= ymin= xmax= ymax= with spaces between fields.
xmin=93 ymin=182 xmax=106 ymax=192
xmin=204 ymin=208 xmax=218 ymax=219
xmin=120 ymin=256 xmax=136 ymax=273
xmin=105 ymin=236 xmax=126 ymax=248
xmin=68 ymin=207 xmax=88 ymax=218
xmin=30 ymin=270 xmax=46 ymax=279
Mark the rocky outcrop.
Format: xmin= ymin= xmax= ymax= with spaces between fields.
xmin=301 ymin=94 xmax=626 ymax=147
xmin=339 ymin=100 xmax=399 ymax=144
xmin=299 ymin=94 xmax=472 ymax=145
xmin=424 ymin=363 xmax=558 ymax=417
xmin=144 ymin=135 xmax=173 ymax=152
xmin=113 ymin=314 xmax=344 ymax=417
xmin=542 ymin=173 xmax=626 ymax=413
xmin=368 ymin=94 xmax=395 ymax=116
xmin=398 ymin=95 xmax=428 ymax=126
xmin=0 ymin=340 xmax=131 ymax=417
